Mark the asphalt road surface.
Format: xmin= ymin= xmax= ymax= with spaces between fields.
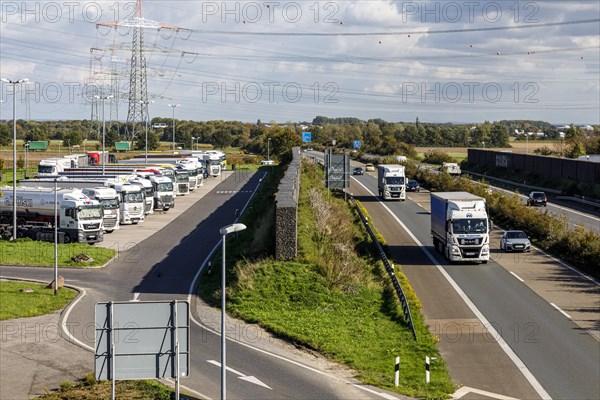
xmin=350 ymin=170 xmax=600 ymax=400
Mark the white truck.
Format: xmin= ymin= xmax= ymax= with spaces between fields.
xmin=110 ymin=183 xmax=145 ymax=224
xmin=128 ymin=177 xmax=154 ymax=214
xmin=0 ymin=187 xmax=104 ymax=244
xmin=81 ymin=187 xmax=120 ymax=232
xmin=430 ymin=192 xmax=490 ymax=264
xmin=38 ymin=158 xmax=72 ymax=177
xmin=441 ymin=162 xmax=461 ymax=176
xmin=147 ymin=175 xmax=175 ymax=211
xmin=377 ymin=164 xmax=406 ymax=201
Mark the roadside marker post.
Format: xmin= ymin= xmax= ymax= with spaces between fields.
xmin=426 ymin=356 xmax=437 ymax=383
xmin=394 ymin=356 xmax=400 ymax=387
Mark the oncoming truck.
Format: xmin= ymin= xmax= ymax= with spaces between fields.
xmin=430 ymin=192 xmax=490 ymax=264
xmin=377 ymin=164 xmax=406 ymax=200
xmin=0 ymin=187 xmax=104 ymax=244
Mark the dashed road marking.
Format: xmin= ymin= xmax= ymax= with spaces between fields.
xmin=550 ymin=303 xmax=572 ymax=319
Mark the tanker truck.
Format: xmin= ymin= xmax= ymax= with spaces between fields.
xmin=0 ymin=187 xmax=104 ymax=244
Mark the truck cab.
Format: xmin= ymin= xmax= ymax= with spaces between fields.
xmin=430 ymin=192 xmax=490 ymax=264
xmin=110 ymin=183 xmax=145 ymax=224
xmin=81 ymin=187 xmax=120 ymax=232
xmin=38 ymin=158 xmax=71 ymax=177
xmin=148 ymin=175 xmax=174 ymax=211
xmin=128 ymin=178 xmax=154 ymax=214
xmin=377 ymin=164 xmax=406 ymax=201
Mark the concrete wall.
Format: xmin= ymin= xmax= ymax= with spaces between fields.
xmin=275 ymin=147 xmax=301 ymax=260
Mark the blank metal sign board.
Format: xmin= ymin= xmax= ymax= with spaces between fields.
xmin=95 ymin=300 xmax=190 ymax=381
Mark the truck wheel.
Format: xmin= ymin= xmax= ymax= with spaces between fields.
xmin=433 ymin=238 xmax=439 ymax=251
xmin=17 ymin=218 xmax=26 ymax=226
xmin=63 ymin=234 xmax=72 ymax=244
xmin=482 ymin=261 xmax=488 ymax=264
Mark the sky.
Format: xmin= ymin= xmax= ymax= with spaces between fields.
xmin=1 ymin=0 xmax=599 ymax=125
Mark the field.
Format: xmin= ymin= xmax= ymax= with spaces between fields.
xmin=416 ymin=140 xmax=560 ymax=162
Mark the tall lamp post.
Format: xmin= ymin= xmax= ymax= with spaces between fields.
xmin=168 ymin=104 xmax=180 ymax=152
xmin=218 ymin=223 xmax=247 ymax=400
xmin=140 ymin=100 xmax=154 ymax=164
xmin=267 ymin=137 xmax=271 ymax=161
xmin=1 ymin=77 xmax=29 ymax=240
xmin=95 ymin=94 xmax=113 ymax=175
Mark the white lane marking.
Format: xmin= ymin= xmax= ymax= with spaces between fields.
xmin=207 ymin=360 xmax=272 ymax=389
xmin=131 ymin=292 xmax=140 ymax=302
xmin=161 ymin=379 xmax=213 ymax=400
xmin=509 ymin=271 xmax=525 ymax=283
xmin=351 ymin=177 xmax=553 ymax=400
xmin=550 ymin=303 xmax=572 ymax=319
xmin=353 ymin=384 xmax=398 ymax=400
xmin=453 ymin=386 xmax=520 ymax=400
xmin=61 ymin=285 xmax=95 ymax=352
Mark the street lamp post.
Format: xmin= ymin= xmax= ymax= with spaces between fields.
xmin=140 ymin=100 xmax=154 ymax=164
xmin=218 ymin=223 xmax=247 ymax=400
xmin=95 ymin=94 xmax=113 ymax=175
xmin=168 ymin=104 xmax=180 ymax=152
xmin=1 ymin=77 xmax=29 ymax=239
xmin=267 ymin=137 xmax=271 ymax=161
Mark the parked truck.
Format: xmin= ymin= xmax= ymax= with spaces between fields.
xmin=81 ymin=187 xmax=120 ymax=232
xmin=440 ymin=162 xmax=461 ymax=176
xmin=128 ymin=177 xmax=154 ymax=214
xmin=430 ymin=192 xmax=490 ymax=264
xmin=38 ymin=158 xmax=72 ymax=177
xmin=147 ymin=175 xmax=175 ymax=211
xmin=0 ymin=187 xmax=104 ymax=244
xmin=377 ymin=164 xmax=406 ymax=201
xmin=110 ymin=183 xmax=145 ymax=224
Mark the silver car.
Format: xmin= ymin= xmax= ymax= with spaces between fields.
xmin=500 ymin=230 xmax=531 ymax=252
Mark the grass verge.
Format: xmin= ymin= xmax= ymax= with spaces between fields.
xmin=0 ymin=280 xmax=77 ymax=320
xmin=37 ymin=372 xmax=200 ymax=400
xmin=0 ymin=238 xmax=115 ymax=267
xmin=202 ymin=160 xmax=454 ymax=399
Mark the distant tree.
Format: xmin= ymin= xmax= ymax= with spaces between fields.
xmin=62 ymin=131 xmax=82 ymax=147
xmin=0 ymin=124 xmax=10 ymax=146
xmin=489 ymin=123 xmax=510 ymax=147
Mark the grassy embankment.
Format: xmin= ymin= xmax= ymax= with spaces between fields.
xmin=199 ymin=161 xmax=454 ymax=399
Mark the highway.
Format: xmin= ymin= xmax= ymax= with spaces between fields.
xmin=0 ymin=171 xmax=390 ymax=400
xmin=349 ymin=170 xmax=600 ymax=400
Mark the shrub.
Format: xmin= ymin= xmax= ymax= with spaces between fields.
xmin=422 ymin=150 xmax=456 ymax=164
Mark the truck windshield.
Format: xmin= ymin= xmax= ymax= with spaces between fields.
xmin=156 ymin=182 xmax=173 ymax=191
xmin=176 ymin=173 xmax=189 ymax=182
xmin=452 ymin=219 xmax=487 ymax=234
xmin=38 ymin=166 xmax=55 ymax=174
xmin=100 ymin=199 xmax=119 ymax=209
xmin=385 ymin=177 xmax=404 ymax=185
xmin=78 ymin=205 xmax=103 ymax=220
xmin=124 ymin=192 xmax=144 ymax=203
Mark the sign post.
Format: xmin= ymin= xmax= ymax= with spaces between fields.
xmin=95 ymin=300 xmax=190 ymax=400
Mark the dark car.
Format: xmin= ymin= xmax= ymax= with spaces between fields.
xmin=527 ymin=191 xmax=547 ymax=207
xmin=406 ymin=180 xmax=421 ymax=192
xmin=353 ymin=167 xmax=364 ymax=175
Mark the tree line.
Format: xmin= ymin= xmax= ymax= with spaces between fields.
xmin=1 ymin=117 xmax=597 ymax=159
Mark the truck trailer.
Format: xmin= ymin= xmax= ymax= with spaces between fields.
xmin=430 ymin=192 xmax=490 ymax=264
xmin=0 ymin=187 xmax=104 ymax=244
xmin=377 ymin=164 xmax=406 ymax=200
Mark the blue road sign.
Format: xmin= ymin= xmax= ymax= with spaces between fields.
xmin=302 ymin=132 xmax=312 ymax=143
xmin=353 ymin=140 xmax=361 ymax=149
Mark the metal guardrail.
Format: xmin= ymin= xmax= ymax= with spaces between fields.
xmin=352 ymin=198 xmax=417 ymax=340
